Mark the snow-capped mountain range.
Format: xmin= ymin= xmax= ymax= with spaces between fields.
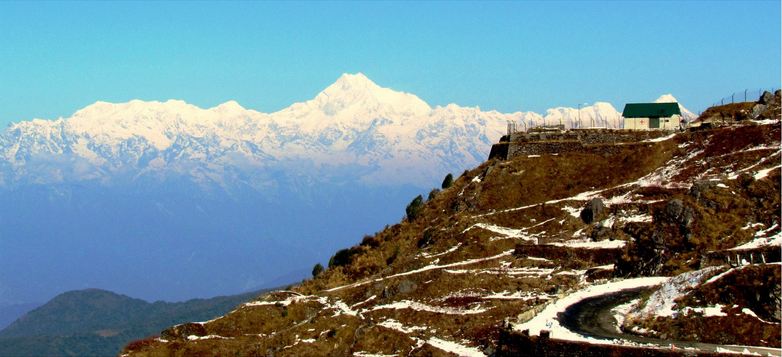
xmin=0 ymin=73 xmax=695 ymax=188
xmin=0 ymin=73 xmax=697 ymax=306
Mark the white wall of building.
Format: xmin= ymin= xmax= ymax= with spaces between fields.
xmin=623 ymin=114 xmax=681 ymax=130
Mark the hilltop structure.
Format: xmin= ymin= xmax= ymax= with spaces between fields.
xmin=488 ymin=128 xmax=670 ymax=160
xmin=622 ymin=102 xmax=683 ymax=130
xmin=489 ymin=101 xmax=691 ymax=160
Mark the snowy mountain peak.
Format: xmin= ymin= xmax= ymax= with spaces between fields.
xmin=333 ymin=72 xmax=376 ymax=88
xmin=321 ymin=72 xmax=381 ymax=98
xmin=211 ymin=100 xmax=246 ymax=113
xmin=654 ymin=94 xmax=679 ymax=103
xmin=655 ymin=94 xmax=696 ymax=121
xmin=295 ymin=73 xmax=432 ymax=117
xmin=72 ymin=99 xmax=200 ymax=120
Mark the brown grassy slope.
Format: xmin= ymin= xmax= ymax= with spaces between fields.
xmin=697 ymin=102 xmax=756 ymax=122
xmin=124 ymin=122 xmax=781 ymax=356
xmin=625 ymin=264 xmax=781 ymax=347
xmin=617 ymin=123 xmax=781 ymax=277
xmin=473 ymin=142 xmax=675 ymax=213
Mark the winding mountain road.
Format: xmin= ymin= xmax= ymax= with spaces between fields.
xmin=558 ymin=287 xmax=782 ymax=356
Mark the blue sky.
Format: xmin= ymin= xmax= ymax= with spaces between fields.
xmin=0 ymin=1 xmax=779 ymax=127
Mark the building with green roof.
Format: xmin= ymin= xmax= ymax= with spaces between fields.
xmin=622 ymin=102 xmax=682 ymax=130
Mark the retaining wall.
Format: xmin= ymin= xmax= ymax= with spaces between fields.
xmin=496 ymin=330 xmax=725 ymax=357
xmin=489 ymin=129 xmax=673 ymax=160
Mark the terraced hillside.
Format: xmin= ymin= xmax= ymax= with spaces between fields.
xmin=124 ymin=120 xmax=780 ymax=357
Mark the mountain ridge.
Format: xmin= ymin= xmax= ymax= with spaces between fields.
xmin=0 ymin=73 xmax=694 ymax=188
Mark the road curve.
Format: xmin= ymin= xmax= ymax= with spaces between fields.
xmin=558 ymin=287 xmax=782 ymax=356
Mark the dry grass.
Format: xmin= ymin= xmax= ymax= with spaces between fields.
xmin=697 ymin=102 xmax=756 ymax=122
xmin=124 ymin=122 xmax=781 ymax=356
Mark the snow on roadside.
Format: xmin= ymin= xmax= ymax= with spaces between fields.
xmin=513 ymin=277 xmax=668 ymax=342
xmin=325 ymin=250 xmax=514 ymax=292
xmin=426 ymin=337 xmax=486 ymax=357
xmin=741 ymin=222 xmax=765 ymax=230
xmin=351 ymin=295 xmax=377 ymax=309
xmin=388 ymin=250 xmax=514 ymax=279
xmin=462 ymin=218 xmax=555 ymax=243
xmin=561 ymin=206 xmax=581 ymax=218
xmin=755 ymin=165 xmax=781 ymax=180
xmin=331 ymin=299 xmax=359 ymax=317
xmin=243 ymin=292 xmax=360 ymax=319
xmin=549 ymin=239 xmax=626 ymax=249
xmin=619 ymin=213 xmax=653 ymax=223
xmin=730 ymin=223 xmax=781 ymax=250
xmin=483 ymin=290 xmax=553 ymax=301
xmin=377 ymin=319 xmax=428 ymax=334
xmin=714 ymin=346 xmax=762 ymax=355
xmin=353 ymin=352 xmax=399 ymax=357
xmin=371 ymin=299 xmax=489 ymax=315
xmin=194 ymin=316 xmax=222 ymax=325
xmin=633 ymin=149 xmax=703 ymax=188
xmin=642 ymin=133 xmax=676 ymax=143
xmin=420 ymin=243 xmax=462 ymax=259
xmin=740 ymin=308 xmax=778 ymax=325
xmin=244 ymin=292 xmax=314 ymax=307
xmin=704 ymin=266 xmax=734 ymax=285
xmin=525 ymin=256 xmax=552 ymax=262
xmin=187 ymin=334 xmax=232 ymax=341
xmin=630 ymin=267 xmax=721 ymax=319
xmin=445 ymin=266 xmax=554 ymax=276
xmin=611 ymin=298 xmax=640 ymax=333
xmin=605 ymin=192 xmax=632 ymax=206
xmin=751 ymin=119 xmax=781 ymax=125
xmin=705 ymin=263 xmax=780 ymax=286
xmin=475 ymin=188 xmax=605 ymax=218
xmin=727 ymin=151 xmax=781 ymax=180
xmin=682 ymin=304 xmax=726 ymax=317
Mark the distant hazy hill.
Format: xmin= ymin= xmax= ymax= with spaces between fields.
xmin=0 ymin=288 xmax=261 ymax=357
xmin=0 ymin=303 xmax=39 ymax=331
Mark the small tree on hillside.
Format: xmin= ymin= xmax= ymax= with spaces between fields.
xmin=405 ymin=195 xmax=424 ymax=221
xmin=311 ymin=263 xmax=324 ymax=278
xmin=441 ymin=173 xmax=454 ymax=189
xmin=428 ymin=188 xmax=440 ymax=201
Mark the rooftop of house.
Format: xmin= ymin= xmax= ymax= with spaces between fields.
xmin=622 ymin=103 xmax=682 ymax=118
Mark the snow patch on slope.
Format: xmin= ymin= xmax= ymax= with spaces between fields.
xmin=629 ymin=267 xmax=721 ymax=319
xmin=513 ymin=277 xmax=668 ymax=341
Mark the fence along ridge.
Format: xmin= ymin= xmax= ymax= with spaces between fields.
xmin=713 ymin=87 xmax=779 ymax=107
